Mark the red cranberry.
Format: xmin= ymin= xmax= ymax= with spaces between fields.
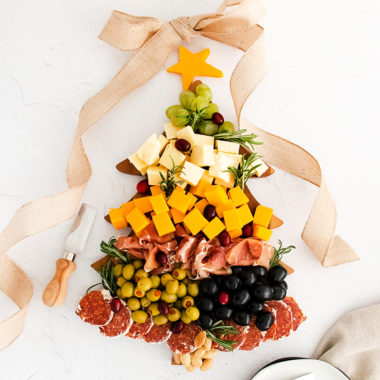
xmin=171 ymin=321 xmax=184 ymax=334
xmin=218 ymin=291 xmax=229 ymax=305
xmin=175 ymin=139 xmax=191 ymax=152
xmin=242 ymin=223 xmax=253 ymax=237
xmin=203 ymin=205 xmax=216 ymax=221
xmin=212 ymin=112 xmax=224 ymax=126
xmin=158 ymin=301 xmax=169 ymax=315
xmin=136 ymin=179 xmax=149 ymax=194
xmin=110 ymin=298 xmax=122 ymax=313
xmin=218 ymin=231 xmax=231 ymax=247
xmin=155 ymin=251 xmax=168 ymax=265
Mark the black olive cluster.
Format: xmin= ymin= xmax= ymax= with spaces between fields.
xmin=195 ymin=265 xmax=288 ymax=331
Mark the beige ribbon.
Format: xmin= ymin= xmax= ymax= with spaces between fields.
xmin=0 ymin=0 xmax=358 ymax=351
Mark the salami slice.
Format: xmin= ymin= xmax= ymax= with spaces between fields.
xmin=215 ymin=320 xmax=249 ymax=351
xmin=263 ymin=304 xmax=277 ymax=341
xmin=126 ymin=317 xmax=154 ymax=339
xmin=239 ymin=318 xmax=264 ymax=351
xmin=143 ymin=322 xmax=172 ymax=343
xmin=283 ymin=297 xmax=306 ymax=331
xmin=167 ymin=323 xmax=202 ymax=354
xmin=266 ymin=300 xmax=292 ymax=340
xmin=99 ymin=304 xmax=132 ymax=337
xmin=76 ymin=290 xmax=113 ymax=326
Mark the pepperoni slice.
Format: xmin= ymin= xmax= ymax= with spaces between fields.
xmin=266 ymin=300 xmax=292 ymax=340
xmin=283 ymin=297 xmax=306 ymax=331
xmin=127 ymin=317 xmax=154 ymax=339
xmin=99 ymin=304 xmax=132 ymax=337
xmin=167 ymin=323 xmax=202 ymax=354
xmin=143 ymin=322 xmax=172 ymax=343
xmin=76 ymin=290 xmax=113 ymax=326
xmin=215 ymin=320 xmax=249 ymax=351
xmin=239 ymin=317 xmax=264 ymax=351
xmin=263 ymin=304 xmax=277 ymax=341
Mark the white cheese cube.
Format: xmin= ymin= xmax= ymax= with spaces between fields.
xmin=220 ymin=152 xmax=242 ymax=169
xmin=216 ymin=140 xmax=240 ymax=154
xmin=209 ymin=152 xmax=241 ymax=183
xmin=164 ymin=122 xmax=184 ymax=139
xmin=147 ymin=165 xmax=168 ymax=186
xmin=251 ymin=158 xmax=268 ymax=177
xmin=194 ymin=133 xmax=215 ymax=147
xmin=179 ymin=161 xmax=205 ymax=186
xmin=128 ymin=153 xmax=148 ymax=175
xmin=159 ymin=144 xmax=186 ymax=169
xmin=158 ymin=134 xmax=169 ymax=154
xmin=214 ymin=176 xmax=234 ymax=188
xmin=190 ymin=145 xmax=215 ymax=167
xmin=201 ymin=170 xmax=214 ymax=184
xmin=136 ymin=134 xmax=161 ymax=165
xmin=176 ymin=126 xmax=197 ymax=148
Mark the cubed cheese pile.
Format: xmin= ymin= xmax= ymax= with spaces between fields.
xmin=127 ymin=122 xmax=268 ymax=189
xmin=109 ymin=183 xmax=274 ymax=242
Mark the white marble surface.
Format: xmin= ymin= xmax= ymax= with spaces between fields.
xmin=0 ymin=0 xmax=379 ymax=379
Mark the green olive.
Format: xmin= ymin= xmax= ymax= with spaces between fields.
xmin=134 ymin=269 xmax=148 ymax=283
xmin=187 ymin=282 xmax=199 ymax=297
xmin=182 ymin=295 xmax=194 ymax=309
xmin=132 ymin=310 xmax=148 ymax=324
xmin=161 ymin=291 xmax=177 ymax=304
xmin=134 ymin=288 xmax=145 ymax=298
xmin=150 ymin=275 xmax=160 ymax=288
xmin=113 ymin=264 xmax=123 ymax=277
xmin=122 ymin=264 xmax=135 ymax=280
xmin=167 ymin=307 xmax=181 ymax=322
xmin=174 ymin=299 xmax=182 ymax=310
xmin=181 ymin=310 xmax=192 ymax=324
xmin=137 ymin=277 xmax=152 ymax=292
xmin=172 ymin=268 xmax=187 ymax=280
xmin=177 ymin=283 xmax=187 ymax=298
xmin=132 ymin=259 xmax=144 ymax=270
xmin=116 ymin=288 xmax=123 ymax=299
xmin=166 ymin=280 xmax=179 ymax=295
xmin=140 ymin=297 xmax=151 ymax=308
xmin=153 ymin=314 xmax=168 ymax=326
xmin=146 ymin=288 xmax=162 ymax=302
xmin=121 ymin=281 xmax=134 ymax=298
xmin=117 ymin=276 xmax=126 ymax=287
xmin=160 ymin=273 xmax=174 ymax=286
xmin=127 ymin=297 xmax=140 ymax=311
xmin=185 ymin=306 xmax=200 ymax=321
xmin=182 ymin=277 xmax=190 ymax=285
xmin=148 ymin=302 xmax=160 ymax=316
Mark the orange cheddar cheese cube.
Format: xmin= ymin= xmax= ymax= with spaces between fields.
xmin=237 ymin=204 xmax=253 ymax=226
xmin=183 ymin=208 xmax=209 ymax=235
xmin=216 ymin=199 xmax=234 ymax=219
xmin=171 ymin=208 xmax=186 ymax=224
xmin=152 ymin=211 xmax=176 ymax=236
xmin=134 ymin=197 xmax=153 ymax=214
xmin=109 ymin=208 xmax=127 ymax=230
xmin=253 ymin=205 xmax=273 ymax=228
xmin=150 ymin=185 xmax=166 ymax=199
xmin=253 ymin=224 xmax=272 ymax=241
xmin=194 ymin=199 xmax=209 ymax=214
xmin=228 ymin=228 xmax=242 ymax=239
xmin=229 ymin=186 xmax=249 ymax=207
xmin=186 ymin=193 xmax=198 ymax=211
xmin=190 ymin=179 xmax=213 ymax=198
xmin=202 ymin=217 xmax=225 ymax=240
xmin=167 ymin=188 xmax=192 ymax=214
xmin=204 ymin=185 xmax=229 ymax=206
xmin=201 ymin=170 xmax=214 ymax=184
xmin=223 ymin=208 xmax=242 ymax=231
xmin=121 ymin=201 xmax=135 ymax=218
xmin=150 ymin=194 xmax=168 ymax=215
xmin=126 ymin=208 xmax=150 ymax=234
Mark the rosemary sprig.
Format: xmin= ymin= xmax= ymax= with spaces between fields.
xmin=205 ymin=320 xmax=238 ymax=351
xmin=270 ymin=239 xmax=296 ymax=268
xmin=98 ymin=260 xmax=118 ymax=296
xmin=226 ymin=152 xmax=262 ymax=190
xmin=214 ymin=129 xmax=263 ymax=152
xmin=160 ymin=157 xmax=184 ymax=197
xmin=100 ymin=237 xmax=129 ymax=264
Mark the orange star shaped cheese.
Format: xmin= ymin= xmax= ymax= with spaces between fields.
xmin=167 ymin=46 xmax=223 ymax=90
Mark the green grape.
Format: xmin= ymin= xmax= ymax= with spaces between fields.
xmin=170 ymin=107 xmax=191 ymax=126
xmin=166 ymin=105 xmax=183 ymax=119
xmin=201 ymin=103 xmax=219 ymax=119
xmin=195 ymin=83 xmax=212 ymax=102
xmin=179 ymin=90 xmax=195 ymax=110
xmin=218 ymin=121 xmax=235 ymax=134
xmin=190 ymin=96 xmax=209 ymax=113
xmin=199 ymin=120 xmax=218 ymax=136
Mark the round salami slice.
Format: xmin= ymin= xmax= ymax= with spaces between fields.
xmin=216 ymin=320 xmax=249 ymax=352
xmin=263 ymin=304 xmax=277 ymax=341
xmin=143 ymin=322 xmax=172 ymax=344
xmin=239 ymin=318 xmax=264 ymax=351
xmin=126 ymin=317 xmax=154 ymax=339
xmin=76 ymin=290 xmax=113 ymax=326
xmin=283 ymin=297 xmax=306 ymax=331
xmin=99 ymin=304 xmax=132 ymax=337
xmin=267 ymin=300 xmax=292 ymax=340
xmin=167 ymin=323 xmax=202 ymax=354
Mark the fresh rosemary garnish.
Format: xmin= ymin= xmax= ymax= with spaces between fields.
xmin=159 ymin=157 xmax=184 ymax=197
xmin=226 ymin=152 xmax=262 ymax=190
xmin=205 ymin=320 xmax=238 ymax=351
xmin=270 ymin=239 xmax=296 ymax=268
xmin=100 ymin=237 xmax=129 ymax=264
xmin=214 ymin=129 xmax=263 ymax=152
xmin=86 ymin=260 xmax=117 ymax=296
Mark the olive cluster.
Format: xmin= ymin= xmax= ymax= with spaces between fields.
xmin=195 ymin=265 xmax=288 ymax=331
xmin=114 ymin=260 xmax=200 ymax=327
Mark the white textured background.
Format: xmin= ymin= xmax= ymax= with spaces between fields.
xmin=0 ymin=0 xmax=379 ymax=379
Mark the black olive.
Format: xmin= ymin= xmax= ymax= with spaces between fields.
xmin=268 ymin=265 xmax=287 ymax=283
xmin=231 ymin=266 xmax=244 ymax=276
xmin=197 ymin=314 xmax=214 ymax=330
xmin=232 ymin=289 xmax=251 ymax=307
xmin=240 ymin=270 xmax=256 ymax=288
xmin=200 ymin=278 xmax=219 ymax=296
xmin=214 ymin=306 xmax=233 ymax=320
xmin=252 ymin=284 xmax=274 ymax=301
xmin=223 ymin=274 xmax=241 ymax=291
xmin=255 ymin=311 xmax=274 ymax=331
xmin=271 ymin=285 xmax=287 ymax=300
xmin=251 ymin=265 xmax=267 ymax=279
xmin=214 ymin=275 xmax=224 ymax=288
xmin=196 ymin=296 xmax=214 ymax=313
xmin=245 ymin=300 xmax=264 ymax=315
xmin=233 ymin=311 xmax=252 ymax=326
xmin=272 ymin=280 xmax=288 ymax=291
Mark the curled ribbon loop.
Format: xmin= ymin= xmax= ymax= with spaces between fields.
xmin=0 ymin=0 xmax=358 ymax=351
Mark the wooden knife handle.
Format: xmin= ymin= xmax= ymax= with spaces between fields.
xmin=42 ymin=258 xmax=76 ymax=307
